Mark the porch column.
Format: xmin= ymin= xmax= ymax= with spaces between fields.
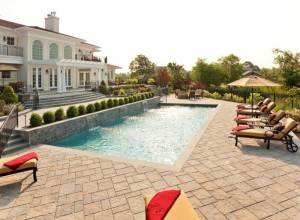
xmin=57 ymin=66 xmax=62 ymax=93
xmin=62 ymin=66 xmax=66 ymax=92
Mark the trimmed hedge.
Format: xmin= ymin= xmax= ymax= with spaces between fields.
xmin=43 ymin=111 xmax=55 ymax=124
xmin=107 ymin=99 xmax=114 ymax=108
xmin=113 ymin=99 xmax=119 ymax=107
xmin=101 ymin=100 xmax=107 ymax=109
xmin=78 ymin=105 xmax=86 ymax=115
xmin=86 ymin=103 xmax=95 ymax=113
xmin=124 ymin=97 xmax=129 ymax=104
xmin=30 ymin=113 xmax=42 ymax=127
xmin=67 ymin=105 xmax=78 ymax=118
xmin=128 ymin=96 xmax=134 ymax=103
xmin=94 ymin=102 xmax=101 ymax=111
xmin=119 ymin=99 xmax=124 ymax=105
xmin=55 ymin=108 xmax=65 ymax=121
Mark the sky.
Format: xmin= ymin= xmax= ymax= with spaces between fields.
xmin=1 ymin=0 xmax=300 ymax=73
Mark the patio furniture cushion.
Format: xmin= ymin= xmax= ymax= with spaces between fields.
xmin=144 ymin=191 xmax=200 ymax=220
xmin=4 ymin=152 xmax=38 ymax=170
xmin=146 ymin=190 xmax=180 ymax=220
xmin=268 ymin=113 xmax=276 ymax=122
xmin=232 ymin=125 xmax=254 ymax=131
xmin=273 ymin=123 xmax=284 ymax=131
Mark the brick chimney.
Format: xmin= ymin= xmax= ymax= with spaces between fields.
xmin=45 ymin=11 xmax=59 ymax=32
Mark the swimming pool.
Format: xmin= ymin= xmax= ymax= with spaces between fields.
xmin=52 ymin=105 xmax=216 ymax=165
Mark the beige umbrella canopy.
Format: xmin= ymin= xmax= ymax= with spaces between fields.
xmin=228 ymin=75 xmax=280 ymax=116
xmin=0 ymin=64 xmax=18 ymax=71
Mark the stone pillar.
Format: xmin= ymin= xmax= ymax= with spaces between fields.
xmin=62 ymin=66 xmax=66 ymax=92
xmin=57 ymin=66 xmax=61 ymax=93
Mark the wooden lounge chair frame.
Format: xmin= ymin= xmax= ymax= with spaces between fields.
xmin=233 ymin=119 xmax=299 ymax=153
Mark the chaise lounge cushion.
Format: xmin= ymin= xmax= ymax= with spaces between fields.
xmin=0 ymin=155 xmax=37 ymax=175
xmin=144 ymin=191 xmax=199 ymax=220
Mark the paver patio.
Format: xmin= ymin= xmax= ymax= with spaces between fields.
xmin=1 ymin=96 xmax=300 ymax=220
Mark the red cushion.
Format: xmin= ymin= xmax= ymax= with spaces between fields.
xmin=257 ymin=101 xmax=263 ymax=107
xmin=232 ymin=125 xmax=254 ymax=131
xmin=234 ymin=116 xmax=248 ymax=121
xmin=146 ymin=190 xmax=181 ymax=220
xmin=268 ymin=113 xmax=276 ymax=122
xmin=4 ymin=152 xmax=38 ymax=171
xmin=260 ymin=105 xmax=267 ymax=112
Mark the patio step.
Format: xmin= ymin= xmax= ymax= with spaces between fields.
xmin=2 ymin=133 xmax=29 ymax=155
xmin=24 ymin=91 xmax=106 ymax=109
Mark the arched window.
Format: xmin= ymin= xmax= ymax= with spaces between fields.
xmin=49 ymin=43 xmax=59 ymax=59
xmin=32 ymin=40 xmax=43 ymax=60
xmin=64 ymin=45 xmax=72 ymax=59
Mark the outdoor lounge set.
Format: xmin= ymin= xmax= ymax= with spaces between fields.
xmin=175 ymin=89 xmax=203 ymax=100
xmin=231 ymin=98 xmax=299 ymax=153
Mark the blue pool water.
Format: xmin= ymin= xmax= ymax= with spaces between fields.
xmin=52 ymin=105 xmax=215 ymax=165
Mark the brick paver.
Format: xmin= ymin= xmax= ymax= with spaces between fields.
xmin=1 ymin=96 xmax=300 ymax=219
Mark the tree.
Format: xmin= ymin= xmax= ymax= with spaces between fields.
xmin=260 ymin=67 xmax=281 ymax=82
xmin=129 ymin=54 xmax=155 ymax=83
xmin=217 ymin=54 xmax=243 ymax=83
xmin=191 ymin=58 xmax=223 ymax=87
xmin=243 ymin=61 xmax=261 ymax=72
xmin=154 ymin=67 xmax=171 ymax=87
xmin=273 ymin=48 xmax=300 ymax=88
xmin=167 ymin=62 xmax=184 ymax=89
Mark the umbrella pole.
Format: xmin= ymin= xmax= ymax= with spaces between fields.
xmin=251 ymin=87 xmax=254 ymax=117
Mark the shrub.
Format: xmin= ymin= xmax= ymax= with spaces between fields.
xmin=202 ymin=90 xmax=211 ymax=98
xmin=55 ymin=108 xmax=65 ymax=121
xmin=128 ymin=96 xmax=134 ymax=103
xmin=86 ymin=103 xmax=95 ymax=113
xmin=246 ymin=93 xmax=264 ymax=104
xmin=30 ymin=113 xmax=42 ymax=127
xmin=137 ymin=95 xmax=141 ymax=101
xmin=101 ymin=100 xmax=107 ymax=109
xmin=124 ymin=97 xmax=129 ymax=104
xmin=0 ymin=99 xmax=5 ymax=111
xmin=119 ymin=88 xmax=126 ymax=95
xmin=211 ymin=92 xmax=221 ymax=99
xmin=67 ymin=105 xmax=78 ymax=118
xmin=222 ymin=93 xmax=232 ymax=101
xmin=99 ymin=80 xmax=108 ymax=95
xmin=94 ymin=102 xmax=101 ymax=111
xmin=132 ymin=95 xmax=137 ymax=102
xmin=145 ymin=93 xmax=149 ymax=99
xmin=141 ymin=94 xmax=145 ymax=100
xmin=107 ymin=99 xmax=114 ymax=108
xmin=119 ymin=99 xmax=124 ymax=105
xmin=113 ymin=99 xmax=119 ymax=107
xmin=43 ymin=111 xmax=55 ymax=124
xmin=78 ymin=105 xmax=86 ymax=115
xmin=0 ymin=86 xmax=18 ymax=104
xmin=150 ymin=92 xmax=154 ymax=97
xmin=113 ymin=90 xmax=119 ymax=96
xmin=233 ymin=95 xmax=243 ymax=103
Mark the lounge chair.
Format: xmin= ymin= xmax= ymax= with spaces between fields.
xmin=235 ymin=110 xmax=286 ymax=126
xmin=237 ymin=98 xmax=271 ymax=109
xmin=144 ymin=190 xmax=200 ymax=220
xmin=236 ymin=101 xmax=276 ymax=117
xmin=0 ymin=152 xmax=38 ymax=182
xmin=231 ymin=118 xmax=299 ymax=152
xmin=195 ymin=89 xmax=202 ymax=99
xmin=189 ymin=90 xmax=196 ymax=100
xmin=175 ymin=89 xmax=181 ymax=98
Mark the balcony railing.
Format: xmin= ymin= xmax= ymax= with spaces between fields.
xmin=0 ymin=44 xmax=23 ymax=57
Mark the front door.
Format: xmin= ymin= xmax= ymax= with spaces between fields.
xmin=79 ymin=72 xmax=90 ymax=86
xmin=32 ymin=67 xmax=42 ymax=89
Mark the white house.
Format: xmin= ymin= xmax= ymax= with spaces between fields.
xmin=0 ymin=12 xmax=121 ymax=93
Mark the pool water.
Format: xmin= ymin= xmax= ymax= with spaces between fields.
xmin=52 ymin=105 xmax=215 ymax=165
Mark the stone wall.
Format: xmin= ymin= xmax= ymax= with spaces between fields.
xmin=17 ymin=97 xmax=160 ymax=145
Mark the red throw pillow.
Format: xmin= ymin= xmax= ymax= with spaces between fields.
xmin=273 ymin=123 xmax=285 ymax=131
xmin=267 ymin=113 xmax=276 ymax=122
xmin=260 ymin=105 xmax=267 ymax=112
xmin=232 ymin=125 xmax=254 ymax=131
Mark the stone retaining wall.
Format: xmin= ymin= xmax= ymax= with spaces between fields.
xmin=17 ymin=97 xmax=160 ymax=145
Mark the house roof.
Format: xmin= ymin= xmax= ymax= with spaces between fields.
xmin=107 ymin=64 xmax=122 ymax=69
xmin=0 ymin=18 xmax=99 ymax=48
xmin=0 ymin=19 xmax=25 ymax=29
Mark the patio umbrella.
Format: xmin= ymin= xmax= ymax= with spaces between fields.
xmin=0 ymin=64 xmax=18 ymax=71
xmin=228 ymin=75 xmax=280 ymax=116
